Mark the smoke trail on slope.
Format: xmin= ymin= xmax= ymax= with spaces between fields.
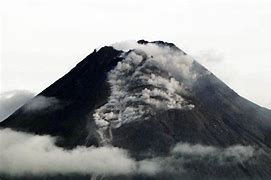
xmin=94 ymin=42 xmax=196 ymax=144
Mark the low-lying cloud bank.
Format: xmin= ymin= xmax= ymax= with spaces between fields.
xmin=0 ymin=128 xmax=262 ymax=177
xmin=0 ymin=90 xmax=35 ymax=122
xmin=172 ymin=142 xmax=256 ymax=162
xmin=0 ymin=128 xmax=136 ymax=176
xmin=135 ymin=143 xmax=261 ymax=175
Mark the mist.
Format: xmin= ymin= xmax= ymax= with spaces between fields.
xmin=23 ymin=95 xmax=60 ymax=112
xmin=0 ymin=90 xmax=35 ymax=122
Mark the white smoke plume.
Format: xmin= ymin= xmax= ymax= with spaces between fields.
xmin=112 ymin=41 xmax=197 ymax=82
xmin=0 ymin=90 xmax=35 ymax=122
xmin=94 ymin=41 xmax=197 ymax=144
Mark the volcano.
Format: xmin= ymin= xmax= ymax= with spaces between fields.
xmin=0 ymin=40 xmax=271 ymax=179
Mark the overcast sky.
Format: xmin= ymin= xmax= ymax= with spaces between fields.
xmin=0 ymin=0 xmax=270 ymax=109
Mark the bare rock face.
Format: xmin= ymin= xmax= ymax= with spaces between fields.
xmin=1 ymin=40 xmax=271 ymax=179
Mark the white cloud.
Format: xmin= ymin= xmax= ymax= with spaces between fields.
xmin=0 ymin=128 xmax=136 ymax=176
xmin=0 ymin=90 xmax=35 ymax=122
xmin=0 ymin=90 xmax=60 ymax=122
xmin=134 ymin=143 xmax=260 ymax=175
xmin=172 ymin=143 xmax=217 ymax=156
xmin=0 ymin=128 xmax=264 ymax=177
xmin=0 ymin=128 xmax=167 ymax=177
xmin=134 ymin=143 xmax=259 ymax=176
xmin=137 ymin=159 xmax=162 ymax=175
xmin=23 ymin=95 xmax=59 ymax=112
xmin=172 ymin=142 xmax=255 ymax=162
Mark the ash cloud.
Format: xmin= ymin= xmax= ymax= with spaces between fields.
xmin=0 ymin=90 xmax=35 ymax=122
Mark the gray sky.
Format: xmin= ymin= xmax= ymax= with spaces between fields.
xmin=0 ymin=0 xmax=270 ymax=108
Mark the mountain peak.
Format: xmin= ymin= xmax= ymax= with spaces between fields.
xmin=137 ymin=39 xmax=178 ymax=49
xmin=94 ymin=40 xmax=197 ymax=145
xmin=1 ymin=40 xmax=271 ymax=179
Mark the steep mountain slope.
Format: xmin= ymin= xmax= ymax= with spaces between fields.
xmin=1 ymin=40 xmax=271 ymax=179
xmin=1 ymin=46 xmax=123 ymax=148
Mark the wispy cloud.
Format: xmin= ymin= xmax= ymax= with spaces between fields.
xmin=0 ymin=90 xmax=61 ymax=122
xmin=0 ymin=90 xmax=35 ymax=122
xmin=172 ymin=142 xmax=255 ymax=162
xmin=23 ymin=96 xmax=59 ymax=112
